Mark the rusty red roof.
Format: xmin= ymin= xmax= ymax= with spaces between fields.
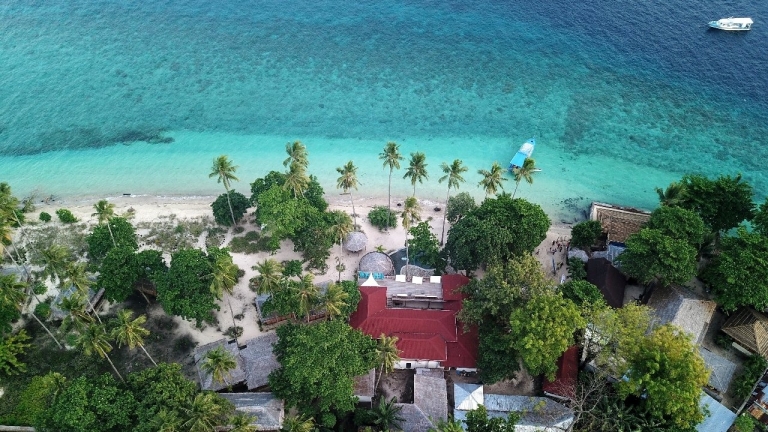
xmin=542 ymin=346 xmax=579 ymax=399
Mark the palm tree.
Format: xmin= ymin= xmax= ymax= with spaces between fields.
xmin=92 ymin=199 xmax=116 ymax=246
xmin=438 ymin=159 xmax=467 ymax=245
xmin=403 ymin=152 xmax=428 ymax=196
xmin=296 ymin=274 xmax=319 ymax=323
xmin=228 ymin=413 xmax=257 ymax=432
xmin=478 ymin=161 xmax=507 ymax=198
xmin=283 ymin=141 xmax=309 ymax=170
xmin=209 ymin=155 xmax=240 ymax=226
xmin=655 ymin=181 xmax=686 ymax=206
xmin=209 ymin=253 xmax=240 ymax=346
xmin=111 ymin=309 xmax=157 ymax=366
xmin=512 ymin=157 xmax=538 ymax=198
xmin=63 ymin=261 xmax=102 ymax=323
xmin=401 ymin=196 xmax=421 ymax=279
xmin=328 ymin=210 xmax=354 ymax=264
xmin=284 ymin=162 xmax=310 ymax=198
xmin=201 ymin=345 xmax=237 ymax=387
xmin=252 ymin=259 xmax=284 ymax=295
xmin=0 ymin=275 xmax=63 ymax=348
xmin=322 ymin=283 xmax=349 ymax=321
xmin=370 ymin=397 xmax=405 ymax=431
xmin=77 ymin=323 xmax=124 ymax=382
xmin=180 ymin=392 xmax=230 ymax=432
xmin=281 ymin=414 xmax=315 ymax=432
xmin=150 ymin=409 xmax=182 ymax=432
xmin=379 ymin=142 xmax=404 ymax=231
xmin=430 ymin=419 xmax=465 ymax=432
xmin=59 ymin=293 xmax=94 ymax=333
xmin=36 ymin=244 xmax=70 ymax=285
xmin=375 ymin=334 xmax=400 ymax=390
xmin=336 ymin=160 xmax=360 ymax=227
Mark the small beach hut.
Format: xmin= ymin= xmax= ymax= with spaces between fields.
xmin=358 ymin=251 xmax=395 ymax=276
xmin=344 ymin=231 xmax=368 ymax=253
xmin=721 ymin=308 xmax=768 ymax=358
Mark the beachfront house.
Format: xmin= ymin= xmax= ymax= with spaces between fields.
xmin=721 ymin=308 xmax=768 ymax=358
xmin=194 ymin=332 xmax=280 ymax=391
xmin=589 ymin=202 xmax=651 ymax=244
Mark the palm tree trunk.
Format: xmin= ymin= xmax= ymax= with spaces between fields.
xmin=350 ymin=191 xmax=357 ymax=228
xmin=441 ymin=187 xmax=450 ymax=246
xmin=227 ymin=294 xmax=239 ymax=348
xmin=30 ymin=312 xmax=64 ymax=349
xmin=225 ymin=186 xmax=237 ymax=226
xmin=140 ymin=343 xmax=158 ymax=366
xmin=405 ymin=239 xmax=410 ymax=280
xmin=413 ymin=183 xmax=416 ymax=197
xmin=104 ymin=353 xmax=125 ymax=383
xmin=512 ymin=180 xmax=521 ymax=199
xmin=84 ymin=296 xmax=103 ymax=324
xmin=375 ymin=365 xmax=385 ymax=392
xmin=387 ymin=169 xmax=393 ymax=231
xmin=107 ymin=222 xmax=116 ymax=247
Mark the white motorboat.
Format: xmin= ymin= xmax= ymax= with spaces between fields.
xmin=708 ymin=17 xmax=753 ymax=31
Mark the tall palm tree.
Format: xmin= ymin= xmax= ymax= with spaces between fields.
xmin=328 ymin=210 xmax=354 ymax=264
xmin=63 ymin=261 xmax=102 ymax=324
xmin=201 ymin=346 xmax=237 ymax=387
xmin=92 ymin=199 xmax=116 ymax=246
xmin=322 ymin=283 xmax=349 ymax=321
xmin=370 ymin=397 xmax=405 ymax=431
xmin=336 ymin=161 xmax=360 ymax=227
xmin=478 ymin=161 xmax=507 ymax=198
xmin=77 ymin=323 xmax=124 ymax=382
xmin=512 ymin=157 xmax=538 ymax=198
xmin=228 ymin=413 xmax=257 ymax=432
xmin=111 ymin=309 xmax=157 ymax=366
xmin=210 ymin=253 xmax=240 ymax=346
xmin=296 ymin=274 xmax=318 ymax=323
xmin=252 ymin=259 xmax=284 ymax=295
xmin=0 ymin=222 xmax=22 ymax=270
xmin=379 ymin=142 xmax=404 ymax=230
xmin=209 ymin=155 xmax=240 ymax=226
xmin=438 ymin=159 xmax=467 ymax=245
xmin=36 ymin=244 xmax=70 ymax=285
xmin=375 ymin=334 xmax=400 ymax=390
xmin=281 ymin=414 xmax=315 ymax=432
xmin=403 ymin=152 xmax=428 ymax=196
xmin=59 ymin=293 xmax=94 ymax=333
xmin=284 ymin=162 xmax=310 ymax=198
xmin=0 ymin=275 xmax=63 ymax=348
xmin=283 ymin=141 xmax=309 ymax=170
xmin=655 ymin=181 xmax=686 ymax=207
xmin=401 ymin=196 xmax=421 ymax=279
xmin=180 ymin=392 xmax=230 ymax=432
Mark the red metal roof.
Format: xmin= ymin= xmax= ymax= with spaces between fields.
xmin=350 ymin=276 xmax=477 ymax=368
xmin=542 ymin=346 xmax=579 ymax=399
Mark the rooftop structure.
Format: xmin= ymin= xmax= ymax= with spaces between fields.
xmin=696 ymin=393 xmax=736 ymax=432
xmin=358 ymin=251 xmax=395 ymax=276
xmin=218 ymin=393 xmax=284 ymax=431
xmin=647 ymin=286 xmax=716 ymax=345
xmin=590 ymin=202 xmax=650 ymax=243
xmin=344 ymin=231 xmax=368 ymax=253
xmin=349 ymin=274 xmax=477 ymax=368
xmin=699 ymin=348 xmax=737 ymax=394
xmin=721 ymin=308 xmax=768 ymax=358
xmin=586 ymin=257 xmax=627 ymax=308
xmin=240 ymin=332 xmax=280 ymax=390
xmin=193 ymin=339 xmax=246 ymax=391
xmin=543 ymin=346 xmax=579 ymax=400
xmin=353 ymin=369 xmax=376 ymax=403
xmin=51 ymin=285 xmax=105 ymax=320
xmin=395 ymin=369 xmax=448 ymax=432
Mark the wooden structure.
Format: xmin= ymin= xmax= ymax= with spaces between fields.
xmin=721 ymin=308 xmax=768 ymax=358
xmin=589 ymin=202 xmax=651 ymax=243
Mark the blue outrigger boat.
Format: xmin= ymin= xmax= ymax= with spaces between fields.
xmin=509 ymin=138 xmax=535 ymax=170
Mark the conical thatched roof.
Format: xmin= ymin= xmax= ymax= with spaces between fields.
xmin=344 ymin=231 xmax=368 ymax=252
xmin=722 ymin=308 xmax=768 ymax=358
xmin=358 ymin=252 xmax=394 ymax=275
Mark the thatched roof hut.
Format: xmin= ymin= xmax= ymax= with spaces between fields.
xmin=414 ymin=374 xmax=447 ymax=424
xmin=240 ymin=332 xmax=280 ymax=390
xmin=358 ymin=251 xmax=395 ymax=275
xmin=590 ymin=202 xmax=651 ymax=243
xmin=344 ymin=231 xmax=368 ymax=252
xmin=721 ymin=308 xmax=768 ymax=358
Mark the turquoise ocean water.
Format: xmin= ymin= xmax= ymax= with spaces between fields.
xmin=1 ymin=0 xmax=766 ymax=222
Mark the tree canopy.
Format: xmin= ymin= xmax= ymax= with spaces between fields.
xmin=570 ymin=220 xmax=603 ymax=251
xmin=86 ymin=217 xmax=138 ymax=262
xmin=616 ymin=228 xmax=697 ymax=287
xmin=211 ymin=190 xmax=250 ymax=226
xmin=445 ymin=194 xmax=549 ymax=271
xmin=408 ymin=221 xmax=443 ymax=270
xmin=269 ymin=320 xmax=377 ymax=420
xmin=446 ymin=191 xmax=477 ymax=224
xmin=676 ymin=173 xmax=754 ymax=233
xmin=559 ymin=280 xmax=604 ymax=307
xmin=152 ymin=248 xmax=220 ymax=326
xmin=645 ymin=206 xmax=706 ymax=248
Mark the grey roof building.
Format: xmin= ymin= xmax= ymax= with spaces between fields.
xmin=240 ymin=331 xmax=280 ymax=390
xmin=193 ymin=339 xmax=246 ymax=391
xmin=219 ymin=393 xmax=284 ymax=431
xmin=353 ymin=369 xmax=375 ymax=404
xmin=696 ymin=392 xmax=736 ymax=432
xmin=699 ymin=348 xmax=737 ymax=394
xmin=395 ymin=369 xmax=448 ymax=432
xmin=646 ymin=286 xmax=716 ymax=345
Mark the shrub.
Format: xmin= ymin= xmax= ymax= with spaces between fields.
xmin=39 ymin=212 xmax=51 ymax=223
xmin=282 ymin=260 xmax=303 ymax=277
xmin=447 ymin=192 xmax=477 ymax=223
xmin=732 ymin=355 xmax=768 ymax=402
xmin=368 ymin=206 xmax=397 ymax=230
xmin=210 ymin=190 xmax=250 ymax=226
xmin=233 ymin=226 xmax=245 ymax=234
xmin=55 ymin=209 xmax=77 ymax=223
xmin=567 ymin=257 xmax=587 ymax=281
xmin=560 ymin=280 xmax=604 ymax=306
xmin=32 ymin=282 xmax=47 ymax=295
xmin=571 ymin=220 xmax=603 ymax=251
xmin=34 ymin=302 xmax=51 ymax=319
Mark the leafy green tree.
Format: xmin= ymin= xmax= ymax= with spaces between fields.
xmin=370 ymin=398 xmax=404 ymax=431
xmin=375 ymin=333 xmax=400 ymax=390
xmin=380 ymin=142 xmax=404 ymax=231
xmin=439 ymin=159 xmax=468 ymax=244
xmin=153 ymin=248 xmax=220 ymax=326
xmin=733 ymin=413 xmax=758 ymax=432
xmin=408 ymin=221 xmax=442 ymax=270
xmin=446 ymin=191 xmax=477 ymax=224
xmin=211 ymin=190 xmax=250 ymax=226
xmin=752 ymin=197 xmax=768 ymax=237
xmin=337 ymin=280 xmax=362 ymax=319
xmin=677 ymin=173 xmax=755 ymax=233
xmin=403 ymin=151 xmax=428 ymax=196
xmin=250 ymin=171 xmax=326 ymax=213
xmin=580 ymin=303 xmax=652 ymax=371
xmin=209 ymin=155 xmax=240 ymax=226
xmin=92 ymin=199 xmax=117 ymax=246
xmin=509 ymin=293 xmax=586 ymax=380
xmin=570 ymin=220 xmax=603 ymax=251
xmin=256 ymin=185 xmax=315 ymax=246
xmin=464 ymin=405 xmax=519 ymax=432
xmin=336 ymin=160 xmax=360 ymax=227
xmin=128 ymin=363 xmax=199 ymax=432
xmin=201 ymin=346 xmax=238 ymax=387
xmin=731 ymin=355 xmax=768 ymax=401
xmin=368 ymin=206 xmax=398 ymax=230
xmin=39 ymin=211 xmax=51 ymax=222
xmin=269 ymin=320 xmax=377 ymax=418
xmin=445 ymin=194 xmax=550 ymax=271
xmin=618 ymin=324 xmax=709 ymax=429
xmin=512 ymin=157 xmax=537 ymax=199
xmin=77 ymin=323 xmax=124 ymax=382
xmin=702 ymin=228 xmax=768 ymax=310
xmin=567 ymin=257 xmax=587 ymax=281
xmin=0 ymin=329 xmax=30 ymax=376
xmin=111 ymin=309 xmax=157 ymax=366
xmin=559 ymin=280 xmax=604 ymax=306
xmin=646 ymin=206 xmax=706 ymax=248
xmin=476 ymin=323 xmax=520 ymax=384
xmin=616 ymin=228 xmax=697 ymax=287
xmin=655 ymin=181 xmax=686 ymax=207
xmin=86 ymin=217 xmax=138 ymax=262
xmin=291 ymin=207 xmax=335 ymax=272
xmin=36 ymin=374 xmax=137 ymax=432
xmin=14 ymin=372 xmax=66 ymax=426
xmin=478 ymin=161 xmax=507 ymax=197
xmin=98 ymin=247 xmax=164 ymax=303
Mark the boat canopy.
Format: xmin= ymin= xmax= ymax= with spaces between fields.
xmin=723 ymin=18 xmax=753 ymax=24
xmin=509 ymin=138 xmax=536 ymax=169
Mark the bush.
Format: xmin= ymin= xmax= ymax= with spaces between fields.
xmin=447 ymin=192 xmax=477 ymax=223
xmin=368 ymin=206 xmax=398 ymax=230
xmin=732 ymin=355 xmax=768 ymax=402
xmin=55 ymin=209 xmax=78 ymax=224
xmin=210 ymin=190 xmax=250 ymax=226
xmin=571 ymin=220 xmax=603 ymax=251
xmin=567 ymin=257 xmax=587 ymax=280
xmin=34 ymin=302 xmax=51 ymax=319
xmin=38 ymin=212 xmax=51 ymax=223
xmin=282 ymin=260 xmax=303 ymax=277
xmin=233 ymin=226 xmax=245 ymax=234
xmin=560 ymin=280 xmax=604 ymax=306
xmin=32 ymin=282 xmax=47 ymax=296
